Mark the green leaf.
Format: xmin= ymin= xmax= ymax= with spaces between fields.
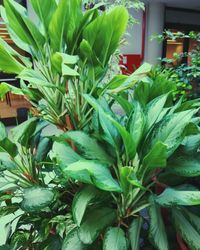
xmin=128 ymin=101 xmax=145 ymax=148
xmin=172 ymin=209 xmax=200 ymax=250
xmin=148 ymin=109 xmax=197 ymax=157
xmin=35 ymin=137 xmax=52 ymax=162
xmin=0 ymin=82 xmax=24 ymax=99
xmin=72 ymin=185 xmax=103 ymax=226
xmin=30 ymin=0 xmax=57 ymax=33
xmin=0 ymin=44 xmax=24 ymax=74
xmin=156 ymin=188 xmax=200 ymax=207
xmin=78 ymin=207 xmax=116 ymax=244
xmin=103 ymin=227 xmax=127 ymax=250
xmin=11 ymin=117 xmax=38 ymax=147
xmin=149 ymin=197 xmax=169 ymax=250
xmin=65 ymin=131 xmax=113 ymax=164
xmin=51 ymin=140 xmax=82 ymax=169
xmin=142 ymin=141 xmax=167 ymax=175
xmin=65 ymin=160 xmax=122 ymax=192
xmin=21 ymin=187 xmax=57 ymax=212
xmin=49 ymin=0 xmax=69 ymax=52
xmin=62 ymin=228 xmax=85 ymax=250
xmin=0 ymin=138 xmax=18 ymax=158
xmin=0 ymin=122 xmax=7 ymax=140
xmin=83 ymin=6 xmax=128 ymax=66
xmin=129 ymin=217 xmax=143 ymax=250
xmin=167 ymin=156 xmax=200 ymax=177
xmin=145 ymin=94 xmax=168 ymax=131
xmin=183 ymin=209 xmax=200 ymax=234
xmin=84 ymin=95 xmax=135 ymax=160
xmin=4 ymin=0 xmax=45 ymax=51
xmin=0 ymin=153 xmax=16 ymax=171
xmin=18 ymin=69 xmax=60 ymax=89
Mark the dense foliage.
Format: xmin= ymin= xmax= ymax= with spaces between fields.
xmin=0 ymin=1 xmax=200 ymax=250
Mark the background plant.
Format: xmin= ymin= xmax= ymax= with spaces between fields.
xmin=0 ymin=0 xmax=129 ymax=131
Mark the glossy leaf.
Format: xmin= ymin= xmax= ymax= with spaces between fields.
xmin=65 ymin=160 xmax=122 ymax=192
xmin=78 ymin=207 xmax=116 ymax=244
xmin=72 ymin=185 xmax=102 ymax=226
xmin=129 ymin=217 xmax=143 ymax=250
xmin=149 ymin=197 xmax=169 ymax=250
xmin=156 ymin=188 xmax=200 ymax=207
xmin=172 ymin=209 xmax=200 ymax=250
xmin=21 ymin=187 xmax=57 ymax=212
xmin=167 ymin=156 xmax=200 ymax=177
xmin=103 ymin=227 xmax=127 ymax=250
xmin=62 ymin=228 xmax=85 ymax=250
xmin=65 ymin=131 xmax=113 ymax=164
xmin=0 ymin=138 xmax=17 ymax=158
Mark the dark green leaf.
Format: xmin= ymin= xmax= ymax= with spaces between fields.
xmin=78 ymin=207 xmax=116 ymax=244
xmin=129 ymin=217 xmax=143 ymax=250
xmin=62 ymin=228 xmax=85 ymax=250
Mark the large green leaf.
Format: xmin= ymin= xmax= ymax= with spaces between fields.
xmin=65 ymin=160 xmax=121 ymax=192
xmin=4 ymin=0 xmax=45 ymax=51
xmin=21 ymin=187 xmax=57 ymax=212
xmin=83 ymin=6 xmax=128 ymax=66
xmin=29 ymin=0 xmax=57 ymax=33
xmin=145 ymin=94 xmax=168 ymax=131
xmin=65 ymin=131 xmax=113 ymax=164
xmin=156 ymin=188 xmax=200 ymax=207
xmin=50 ymin=140 xmax=82 ymax=169
xmin=78 ymin=207 xmax=116 ymax=244
xmin=62 ymin=228 xmax=85 ymax=250
xmin=84 ymin=95 xmax=135 ymax=159
xmin=148 ymin=109 xmax=197 ymax=156
xmin=129 ymin=217 xmax=143 ymax=250
xmin=103 ymin=227 xmax=127 ymax=250
xmin=11 ymin=117 xmax=38 ymax=147
xmin=167 ymin=156 xmax=200 ymax=177
xmin=48 ymin=0 xmax=69 ymax=52
xmin=0 ymin=44 xmax=24 ymax=74
xmin=35 ymin=137 xmax=52 ymax=162
xmin=72 ymin=185 xmax=103 ymax=226
xmin=149 ymin=197 xmax=169 ymax=250
xmin=172 ymin=209 xmax=200 ymax=250
xmin=128 ymin=101 xmax=145 ymax=148
xmin=142 ymin=141 xmax=167 ymax=176
xmin=183 ymin=209 xmax=200 ymax=234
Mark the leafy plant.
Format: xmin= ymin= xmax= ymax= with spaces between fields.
xmin=50 ymin=77 xmax=200 ymax=249
xmin=0 ymin=0 xmax=129 ymax=131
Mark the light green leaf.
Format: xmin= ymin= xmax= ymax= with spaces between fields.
xmin=21 ymin=187 xmax=57 ymax=212
xmin=172 ymin=209 xmax=200 ymax=250
xmin=78 ymin=207 xmax=116 ymax=244
xmin=65 ymin=160 xmax=122 ymax=192
xmin=149 ymin=197 xmax=169 ymax=250
xmin=103 ymin=227 xmax=127 ymax=250
xmin=129 ymin=217 xmax=143 ymax=250
xmin=72 ymin=185 xmax=102 ymax=226
xmin=83 ymin=6 xmax=128 ymax=66
xmin=0 ymin=44 xmax=24 ymax=74
xmin=30 ymin=0 xmax=57 ymax=33
xmin=156 ymin=188 xmax=200 ymax=207
xmin=49 ymin=0 xmax=69 ymax=52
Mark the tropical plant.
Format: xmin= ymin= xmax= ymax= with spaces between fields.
xmin=50 ymin=77 xmax=200 ymax=249
xmin=0 ymin=0 xmax=129 ymax=131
